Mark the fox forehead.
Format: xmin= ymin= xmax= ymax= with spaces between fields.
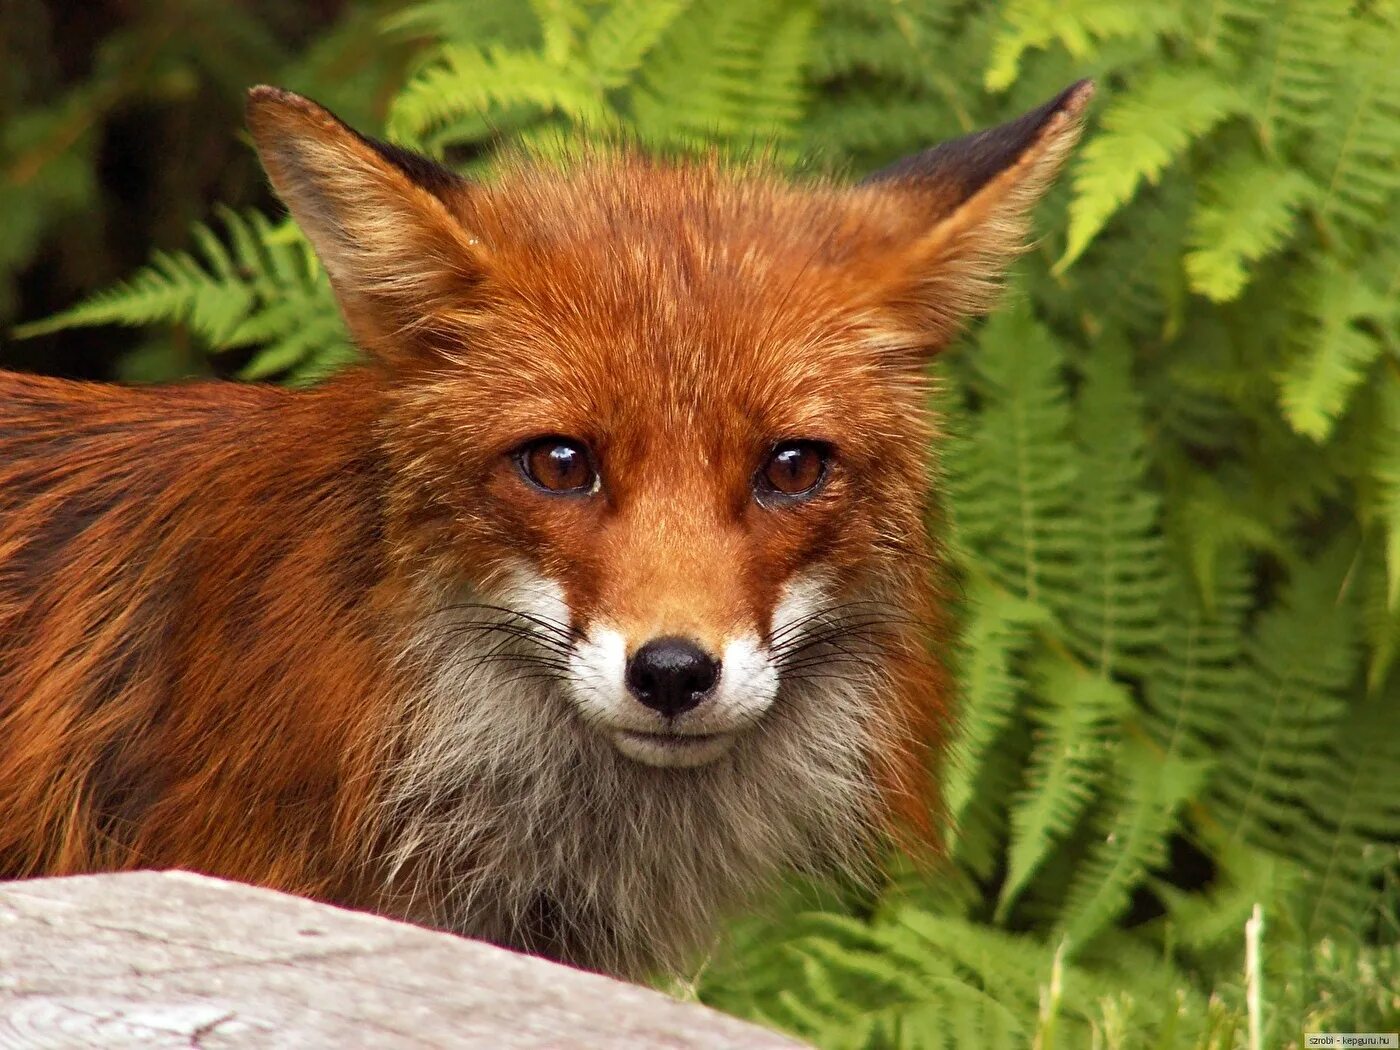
xmin=463 ymin=155 xmax=916 ymax=270
xmin=420 ymin=158 xmax=930 ymax=452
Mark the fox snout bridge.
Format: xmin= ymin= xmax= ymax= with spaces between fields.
xmin=625 ymin=637 xmax=720 ymax=717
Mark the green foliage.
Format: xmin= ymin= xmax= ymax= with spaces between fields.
xmin=1184 ymin=154 xmax=1315 ymax=302
xmin=0 ymin=0 xmax=415 ymax=374
xmin=12 ymin=0 xmax=1400 ymax=1046
xmin=16 ymin=210 xmax=353 ymax=384
xmin=1061 ymin=67 xmax=1247 ymax=268
xmin=945 ymin=303 xmax=1077 ymax=607
xmin=387 ymin=0 xmax=813 ymax=158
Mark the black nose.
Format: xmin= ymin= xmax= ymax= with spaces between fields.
xmin=625 ymin=637 xmax=720 ymax=717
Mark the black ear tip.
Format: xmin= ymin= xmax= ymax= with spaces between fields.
xmin=857 ymin=79 xmax=1096 ymax=189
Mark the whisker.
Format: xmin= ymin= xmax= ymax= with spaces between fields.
xmin=779 ymin=654 xmax=885 ymax=675
xmin=433 ymin=621 xmax=575 ymax=655
xmin=439 ymin=602 xmax=578 ymax=643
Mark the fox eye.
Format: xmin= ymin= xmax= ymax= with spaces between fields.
xmin=518 ymin=437 xmax=597 ymax=495
xmin=757 ymin=441 xmax=830 ymax=503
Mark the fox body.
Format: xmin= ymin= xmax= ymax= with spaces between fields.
xmin=0 ymin=83 xmax=1089 ymax=976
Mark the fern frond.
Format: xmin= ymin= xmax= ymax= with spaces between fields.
xmin=1156 ymin=842 xmax=1303 ymax=957
xmin=1059 ymin=67 xmax=1246 ymax=268
xmin=1370 ymin=375 xmax=1400 ymax=616
xmin=1053 ymin=180 xmax=1192 ymax=339
xmin=1212 ymin=544 xmax=1359 ymax=855
xmin=18 ymin=209 xmax=272 ymax=342
xmin=946 ymin=303 xmax=1077 ymax=605
xmin=1358 ymin=539 xmax=1400 ymax=693
xmin=630 ymin=0 xmax=815 ymax=148
xmin=1057 ymin=745 xmax=1207 ymax=954
xmin=997 ymin=655 xmax=1131 ymax=918
xmin=1059 ymin=338 xmax=1167 ymax=673
xmin=387 ymin=44 xmax=612 ymax=146
xmin=943 ymin=583 xmax=1047 ymax=875
xmin=1189 ymin=0 xmax=1257 ymax=60
xmin=808 ymin=0 xmax=961 ymax=96
xmin=15 ymin=209 xmax=351 ymax=380
xmin=887 ymin=910 xmax=1060 ymax=1011
xmin=15 ymin=249 xmax=250 ymax=341
xmin=984 ymin=0 xmax=1176 ymax=92
xmin=1248 ymin=0 xmax=1350 ymax=152
xmin=1314 ymin=6 xmax=1400 ymax=239
xmin=1276 ymin=259 xmax=1390 ymax=441
xmin=1142 ymin=550 xmax=1250 ymax=765
xmin=530 ymin=0 xmax=591 ymax=65
xmin=584 ymin=0 xmax=690 ymax=89
xmin=1292 ymin=689 xmax=1400 ymax=938
xmin=1184 ymin=152 xmax=1316 ymax=303
xmin=805 ymin=90 xmax=962 ymax=164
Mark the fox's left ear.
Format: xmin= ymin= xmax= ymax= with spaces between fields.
xmin=246 ymin=86 xmax=487 ymax=366
xmin=858 ymin=80 xmax=1093 ymax=352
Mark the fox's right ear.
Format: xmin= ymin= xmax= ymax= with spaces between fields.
xmin=856 ymin=80 xmax=1093 ymax=357
xmin=246 ymin=86 xmax=487 ymax=364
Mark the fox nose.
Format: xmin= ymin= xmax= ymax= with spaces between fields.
xmin=625 ymin=637 xmax=720 ymax=717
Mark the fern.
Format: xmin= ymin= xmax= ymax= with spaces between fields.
xmin=1056 ymin=745 xmax=1206 ymax=954
xmin=1141 ymin=551 xmax=1250 ymax=766
xmin=1314 ymin=5 xmax=1400 ymax=239
xmin=584 ymin=0 xmax=690 ymax=88
xmin=16 ymin=210 xmax=351 ymax=383
xmin=1276 ymin=258 xmax=1390 ymax=441
xmin=1060 ymin=66 xmax=1246 ymax=267
xmin=943 ymin=583 xmax=1046 ymax=875
xmin=997 ymin=655 xmax=1130 ymax=918
xmin=1059 ymin=338 xmax=1166 ymax=673
xmin=1212 ymin=544 xmax=1359 ymax=856
xmin=947 ymin=303 xmax=1077 ymax=606
xmin=983 ymin=0 xmax=1175 ymax=92
xmin=1184 ymin=152 xmax=1315 ymax=302
xmin=1371 ymin=377 xmax=1400 ymax=617
xmin=1292 ymin=689 xmax=1400 ymax=938
xmin=631 ymin=0 xmax=815 ymax=148
xmin=388 ymin=43 xmax=613 ymax=147
xmin=1248 ymin=0 xmax=1350 ymax=152
xmin=808 ymin=0 xmax=959 ymax=95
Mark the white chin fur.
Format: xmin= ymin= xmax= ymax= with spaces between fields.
xmin=610 ymin=729 xmax=737 ymax=767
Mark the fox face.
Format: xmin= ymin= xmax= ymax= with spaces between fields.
xmin=380 ymin=160 xmax=953 ymax=771
xmin=245 ymin=83 xmax=1091 ymax=974
xmin=249 ymin=86 xmax=1089 ymax=774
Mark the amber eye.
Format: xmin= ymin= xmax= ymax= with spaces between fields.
xmin=518 ymin=437 xmax=597 ymax=495
xmin=758 ymin=441 xmax=831 ymax=502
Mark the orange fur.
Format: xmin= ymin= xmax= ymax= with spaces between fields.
xmin=0 ymin=82 xmax=1089 ymax=976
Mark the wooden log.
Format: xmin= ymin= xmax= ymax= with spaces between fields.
xmin=0 ymin=871 xmax=803 ymax=1048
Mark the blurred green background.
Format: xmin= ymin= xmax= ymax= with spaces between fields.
xmin=4 ymin=1 xmax=1399 ymax=1046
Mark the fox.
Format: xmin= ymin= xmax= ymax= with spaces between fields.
xmin=0 ymin=81 xmax=1091 ymax=978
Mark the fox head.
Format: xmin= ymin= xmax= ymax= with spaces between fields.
xmin=246 ymin=84 xmax=1089 ymax=970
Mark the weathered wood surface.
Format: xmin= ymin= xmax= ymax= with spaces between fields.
xmin=0 ymin=871 xmax=804 ymax=1049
